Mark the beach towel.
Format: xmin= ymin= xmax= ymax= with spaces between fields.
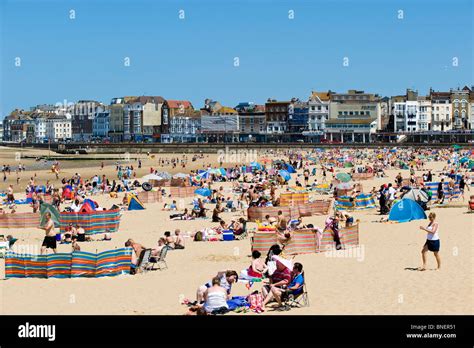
xmin=227 ymin=296 xmax=249 ymax=311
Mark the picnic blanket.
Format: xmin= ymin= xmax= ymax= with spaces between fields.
xmin=59 ymin=209 xmax=121 ymax=235
xmin=5 ymin=248 xmax=132 ymax=279
xmin=0 ymin=212 xmax=40 ymax=229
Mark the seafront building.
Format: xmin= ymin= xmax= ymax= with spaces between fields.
xmin=3 ymin=86 xmax=474 ymax=143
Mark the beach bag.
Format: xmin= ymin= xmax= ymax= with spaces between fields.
xmin=248 ymin=293 xmax=263 ymax=312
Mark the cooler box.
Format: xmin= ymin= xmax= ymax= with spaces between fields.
xmin=222 ymin=230 xmax=234 ymax=241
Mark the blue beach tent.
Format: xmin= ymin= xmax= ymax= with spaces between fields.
xmin=388 ymin=199 xmax=426 ymax=223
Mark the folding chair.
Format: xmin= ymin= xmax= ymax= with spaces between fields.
xmin=149 ymin=246 xmax=168 ymax=271
xmin=135 ymin=248 xmax=152 ymax=274
xmin=282 ymin=283 xmax=309 ymax=310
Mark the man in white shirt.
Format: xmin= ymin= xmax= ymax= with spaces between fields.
xmin=387 ymin=183 xmax=397 ymax=208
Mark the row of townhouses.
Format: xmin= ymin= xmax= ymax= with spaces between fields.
xmin=3 ymin=86 xmax=474 ymax=144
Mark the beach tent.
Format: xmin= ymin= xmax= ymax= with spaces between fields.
xmin=402 ymin=188 xmax=430 ymax=203
xmin=195 ymin=187 xmax=211 ymax=197
xmin=279 ymin=170 xmax=291 ymax=181
xmin=388 ymin=199 xmax=426 ymax=223
xmin=82 ymin=199 xmax=98 ymax=211
xmin=62 ymin=185 xmax=74 ymax=200
xmin=284 ymin=164 xmax=297 ymax=173
xmin=80 ymin=203 xmax=95 ymax=213
xmin=127 ymin=194 xmax=145 ymax=210
xmin=40 ymin=202 xmax=60 ymax=227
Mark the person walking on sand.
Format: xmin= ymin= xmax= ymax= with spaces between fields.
xmin=39 ymin=212 xmax=57 ymax=254
xmin=418 ymin=212 xmax=441 ymax=271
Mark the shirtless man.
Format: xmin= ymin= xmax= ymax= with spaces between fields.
xmin=174 ymin=229 xmax=185 ymax=249
xmin=39 ymin=212 xmax=57 ymax=254
xmin=164 ymin=231 xmax=176 ymax=249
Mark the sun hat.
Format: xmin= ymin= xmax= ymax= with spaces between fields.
xmin=272 ymin=255 xmax=293 ymax=270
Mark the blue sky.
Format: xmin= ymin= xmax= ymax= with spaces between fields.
xmin=1 ymin=0 xmax=472 ymax=117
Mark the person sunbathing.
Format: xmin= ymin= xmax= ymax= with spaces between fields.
xmin=228 ymin=217 xmax=246 ymax=236
xmin=71 ymin=236 xmax=81 ymax=251
xmin=174 ymin=229 xmax=185 ymax=249
xmin=247 ymin=250 xmax=268 ymax=278
xmin=151 ymin=237 xmax=166 ymax=256
xmin=164 ymin=231 xmax=175 ymax=249
xmin=170 ymin=208 xmax=192 ymax=220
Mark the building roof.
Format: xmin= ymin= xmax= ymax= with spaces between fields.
xmin=136 ymin=96 xmax=165 ymax=104
xmin=167 ymin=100 xmax=193 ymax=109
xmin=215 ymin=106 xmax=237 ymax=114
xmin=310 ymin=91 xmax=331 ymax=101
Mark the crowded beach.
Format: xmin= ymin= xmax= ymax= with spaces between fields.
xmin=0 ymin=146 xmax=472 ymax=315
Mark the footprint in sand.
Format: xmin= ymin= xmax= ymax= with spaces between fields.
xmin=198 ymin=255 xmax=241 ymax=262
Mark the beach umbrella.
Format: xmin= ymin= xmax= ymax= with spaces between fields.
xmin=278 ymin=170 xmax=291 ymax=181
xmin=336 ymin=182 xmax=353 ymax=190
xmin=218 ymin=168 xmax=227 ymax=176
xmin=459 ymin=157 xmax=469 ymax=164
xmin=173 ymin=173 xmax=189 ymax=178
xmin=195 ymin=187 xmax=211 ymax=197
xmin=272 ymin=255 xmax=293 ymax=271
xmin=197 ymin=170 xmax=211 ymax=179
xmin=142 ymin=174 xmax=163 ymax=181
xmin=336 ymin=172 xmax=352 ymax=183
xmin=452 ymin=144 xmax=461 ymax=150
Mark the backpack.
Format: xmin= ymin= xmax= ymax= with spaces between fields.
xmin=194 ymin=231 xmax=203 ymax=242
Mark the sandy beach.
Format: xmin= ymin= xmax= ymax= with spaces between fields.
xmin=0 ymin=146 xmax=472 ymax=315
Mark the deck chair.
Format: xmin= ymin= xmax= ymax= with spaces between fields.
xmin=234 ymin=221 xmax=248 ymax=241
xmin=149 ymin=246 xmax=168 ymax=271
xmin=135 ymin=248 xmax=152 ymax=274
xmin=0 ymin=241 xmax=9 ymax=258
xmin=282 ymin=282 xmax=309 ymax=310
